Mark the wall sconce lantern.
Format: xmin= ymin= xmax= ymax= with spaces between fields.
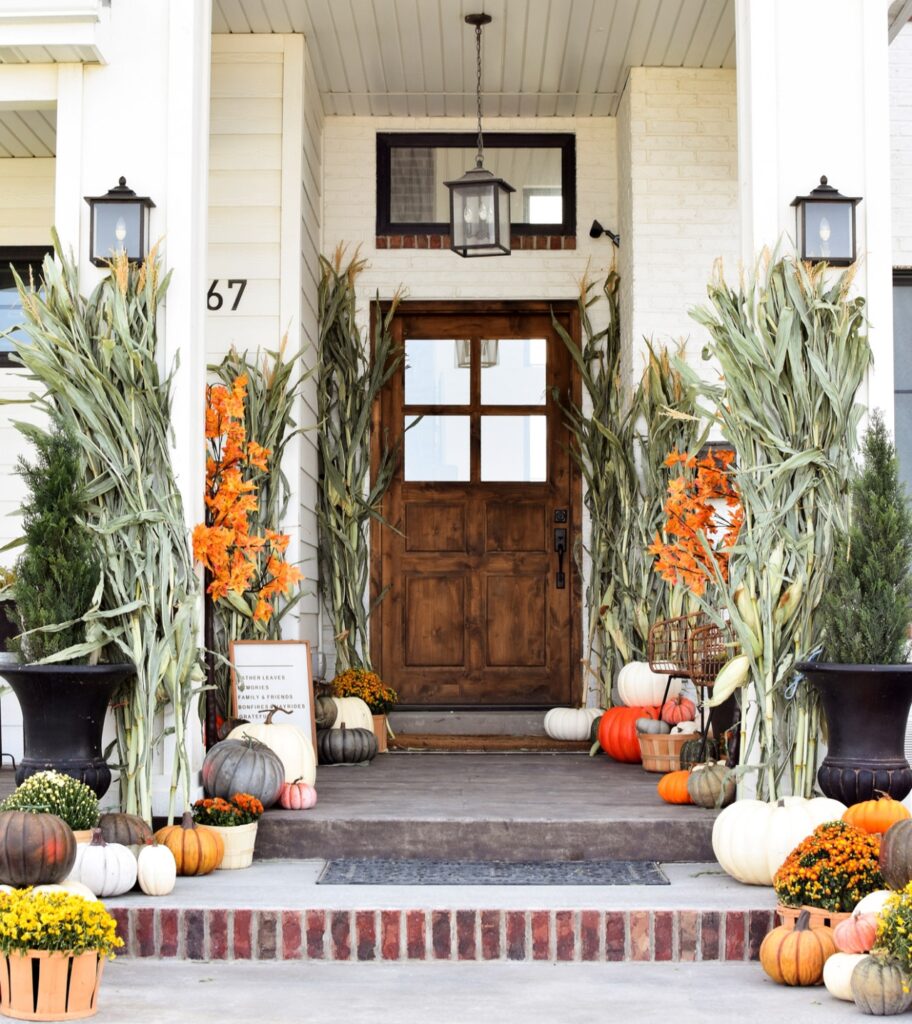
xmin=790 ymin=176 xmax=861 ymax=267
xmin=85 ymin=177 xmax=155 ymax=267
xmin=444 ymin=14 xmax=515 ymax=257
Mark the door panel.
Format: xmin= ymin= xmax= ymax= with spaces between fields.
xmin=373 ymin=302 xmax=580 ymax=708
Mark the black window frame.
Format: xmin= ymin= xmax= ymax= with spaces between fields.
xmin=0 ymin=246 xmax=52 ymax=369
xmin=376 ymin=132 xmax=576 ymax=237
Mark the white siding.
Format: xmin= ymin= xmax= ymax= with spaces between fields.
xmin=892 ymin=25 xmax=912 ymax=266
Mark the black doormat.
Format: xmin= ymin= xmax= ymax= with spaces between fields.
xmin=318 ymin=858 xmax=669 ymax=886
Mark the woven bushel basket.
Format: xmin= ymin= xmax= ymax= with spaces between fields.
xmin=637 ymin=731 xmax=690 ymax=773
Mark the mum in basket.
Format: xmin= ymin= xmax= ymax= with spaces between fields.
xmin=192 ymin=794 xmax=264 ymax=870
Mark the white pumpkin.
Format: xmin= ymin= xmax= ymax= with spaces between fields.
xmin=543 ymin=707 xmax=602 ymax=741
xmin=137 ymin=842 xmax=177 ymax=897
xmin=670 ymin=721 xmax=700 ymax=735
xmin=854 ymin=890 xmax=893 ymax=917
xmin=330 ymin=696 xmax=374 ymax=733
xmin=227 ymin=707 xmax=317 ymax=785
xmin=616 ymin=662 xmax=681 ymax=707
xmin=712 ymin=796 xmax=847 ymax=886
xmin=33 ymin=881 xmax=98 ymax=902
xmin=66 ymin=830 xmax=137 ymax=897
xmin=824 ymin=952 xmax=867 ymax=1001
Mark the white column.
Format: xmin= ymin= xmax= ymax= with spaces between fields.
xmin=53 ymin=64 xmax=83 ymax=262
xmin=735 ymin=0 xmax=894 ymax=423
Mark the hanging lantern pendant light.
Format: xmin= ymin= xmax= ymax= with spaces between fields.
xmin=445 ymin=13 xmax=515 ymax=257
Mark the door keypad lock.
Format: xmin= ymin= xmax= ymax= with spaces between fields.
xmin=554 ymin=527 xmax=568 ymax=589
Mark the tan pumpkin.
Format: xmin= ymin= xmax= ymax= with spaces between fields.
xmin=833 ymin=913 xmax=878 ymax=955
xmin=329 ymin=696 xmax=373 ymax=733
xmin=687 ymin=761 xmax=735 ymax=809
xmin=851 ymin=954 xmax=912 ymax=1015
xmin=154 ymin=811 xmax=224 ymax=876
xmin=759 ymin=909 xmax=837 ymax=985
xmin=227 ymin=706 xmax=316 ymax=785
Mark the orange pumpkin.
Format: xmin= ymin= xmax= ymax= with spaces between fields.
xmin=833 ymin=913 xmax=878 ymax=955
xmin=598 ymin=706 xmax=659 ymax=763
xmin=660 ymin=695 xmax=696 ymax=725
xmin=844 ymin=793 xmax=911 ymax=835
xmin=657 ymin=770 xmax=692 ymax=805
xmin=759 ymin=910 xmax=837 ymax=986
xmin=153 ymin=811 xmax=224 ymax=876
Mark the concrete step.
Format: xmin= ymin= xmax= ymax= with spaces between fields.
xmin=388 ymin=710 xmax=549 ymax=736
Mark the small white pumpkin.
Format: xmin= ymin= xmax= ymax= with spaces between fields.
xmin=33 ymin=881 xmax=98 ymax=902
xmin=227 ymin=706 xmax=317 ymax=786
xmin=136 ymin=840 xmax=177 ymax=897
xmin=543 ymin=707 xmax=602 ymax=741
xmin=330 ymin=696 xmax=374 ymax=733
xmin=66 ymin=829 xmax=137 ymax=897
xmin=670 ymin=721 xmax=700 ymax=735
xmin=854 ymin=890 xmax=893 ymax=917
xmin=824 ymin=952 xmax=867 ymax=1001
xmin=616 ymin=662 xmax=682 ymax=707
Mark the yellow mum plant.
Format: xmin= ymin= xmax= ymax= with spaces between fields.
xmin=331 ymin=669 xmax=398 ymax=716
xmin=0 ymin=890 xmax=123 ymax=958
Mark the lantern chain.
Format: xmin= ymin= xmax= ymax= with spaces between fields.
xmin=474 ymin=20 xmax=484 ymax=169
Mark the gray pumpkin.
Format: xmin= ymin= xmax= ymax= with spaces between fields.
xmin=202 ymin=737 xmax=284 ymax=807
xmin=317 ymin=724 xmax=377 ymax=765
xmin=315 ymin=695 xmax=338 ymax=729
xmin=852 ymin=955 xmax=912 ymax=1015
xmin=686 ymin=762 xmax=735 ymax=808
xmin=636 ymin=718 xmax=671 ymax=735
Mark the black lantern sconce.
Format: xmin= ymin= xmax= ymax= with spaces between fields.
xmin=790 ymin=176 xmax=861 ymax=267
xmin=84 ymin=177 xmax=155 ymax=267
xmin=444 ymin=14 xmax=515 ymax=257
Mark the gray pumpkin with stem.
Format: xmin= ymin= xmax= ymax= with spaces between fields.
xmin=201 ymin=736 xmax=284 ymax=807
xmin=317 ymin=722 xmax=378 ymax=765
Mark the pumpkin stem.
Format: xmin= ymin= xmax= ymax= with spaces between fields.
xmin=795 ymin=910 xmax=811 ymax=932
xmin=874 ymin=790 xmax=892 ymax=801
xmin=180 ymin=810 xmax=195 ymax=830
xmin=90 ymin=828 xmax=106 ymax=847
xmin=263 ymin=706 xmax=292 ymax=726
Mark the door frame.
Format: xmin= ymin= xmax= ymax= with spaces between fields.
xmin=369 ymin=298 xmax=584 ymax=709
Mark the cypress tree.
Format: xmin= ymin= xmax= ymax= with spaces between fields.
xmin=819 ymin=411 xmax=912 ymax=664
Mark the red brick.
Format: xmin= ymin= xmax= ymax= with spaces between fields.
xmin=406 ymin=911 xmax=425 ymax=960
xmin=331 ymin=911 xmax=351 ymax=960
xmin=306 ymin=910 xmax=325 ymax=960
xmin=535 ymin=235 xmax=547 ymax=250
xmin=356 ymin=911 xmax=376 ymax=961
xmin=184 ymin=909 xmax=205 ymax=961
xmin=456 ymin=911 xmax=476 ymax=960
xmin=135 ymin=907 xmax=155 ymax=958
xmin=748 ymin=910 xmax=772 ymax=961
xmin=375 ymin=236 xmax=388 ymax=249
xmin=725 ymin=912 xmax=745 ymax=961
xmin=432 ymin=911 xmax=451 ymax=960
xmin=429 ymin=234 xmax=442 ymax=249
xmin=605 ymin=912 xmax=626 ymax=961
xmin=531 ymin=911 xmax=550 ymax=961
xmin=110 ymin=908 xmax=130 ymax=955
xmin=389 ymin=235 xmax=403 ymax=249
xmin=416 ymin=235 xmax=429 ymax=249
xmin=441 ymin=235 xmax=451 ymax=249
xmin=630 ymin=912 xmax=650 ymax=961
xmin=257 ymin=911 xmax=278 ymax=960
xmin=562 ymin=235 xmax=577 ymax=249
xmin=506 ymin=911 xmax=525 ymax=960
xmin=282 ymin=911 xmax=302 ymax=960
xmin=402 ymin=235 xmax=416 ymax=248
xmin=654 ymin=911 xmax=673 ymax=962
xmin=701 ymin=911 xmax=720 ymax=960
xmin=555 ymin=911 xmax=574 ymax=961
xmin=209 ymin=910 xmax=228 ymax=961
xmin=481 ymin=911 xmax=500 ymax=960
xmin=549 ymin=235 xmax=561 ymax=250
xmin=510 ymin=235 xmax=521 ymax=249
xmin=580 ymin=911 xmax=600 ymax=961
xmin=678 ymin=911 xmax=698 ymax=963
xmin=160 ymin=909 xmax=179 ymax=958
xmin=380 ymin=911 xmax=400 ymax=960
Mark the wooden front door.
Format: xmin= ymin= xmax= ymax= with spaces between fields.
xmin=373 ymin=301 xmax=581 ymax=708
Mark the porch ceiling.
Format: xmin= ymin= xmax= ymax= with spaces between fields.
xmin=0 ymin=108 xmax=56 ymax=158
xmin=212 ymin=0 xmax=737 ymax=117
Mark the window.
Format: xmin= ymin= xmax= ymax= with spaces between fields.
xmin=894 ymin=270 xmax=912 ymax=492
xmin=377 ymin=133 xmax=576 ymax=238
xmin=0 ymin=247 xmax=51 ymax=368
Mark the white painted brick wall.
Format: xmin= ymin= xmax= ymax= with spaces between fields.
xmin=892 ymin=26 xmax=912 ymax=266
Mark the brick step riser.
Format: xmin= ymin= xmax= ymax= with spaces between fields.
xmin=109 ymin=907 xmax=773 ymax=963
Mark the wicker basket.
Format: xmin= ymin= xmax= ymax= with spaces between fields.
xmin=637 ymin=731 xmax=690 ymax=773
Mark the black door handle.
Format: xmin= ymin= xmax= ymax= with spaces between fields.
xmin=554 ymin=528 xmax=567 ymax=589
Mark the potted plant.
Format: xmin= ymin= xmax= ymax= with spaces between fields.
xmin=0 ymin=420 xmax=134 ymax=798
xmin=1 ymin=770 xmax=99 ymax=842
xmin=191 ymin=793 xmax=263 ymax=870
xmin=797 ymin=413 xmax=912 ymax=803
xmin=0 ymin=888 xmax=122 ymax=1020
xmin=331 ymin=668 xmax=398 ymax=753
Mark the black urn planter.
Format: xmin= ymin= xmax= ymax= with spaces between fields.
xmin=0 ymin=662 xmax=134 ymax=799
xmin=797 ymin=661 xmax=912 ymax=804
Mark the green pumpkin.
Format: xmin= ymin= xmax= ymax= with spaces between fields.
xmin=680 ymin=736 xmax=718 ymax=770
xmin=851 ymin=954 xmax=912 ymax=1015
xmin=317 ymin=724 xmax=378 ymax=765
xmin=315 ymin=696 xmax=338 ymax=730
xmin=686 ymin=762 xmax=735 ymax=809
xmin=636 ymin=718 xmax=671 ymax=735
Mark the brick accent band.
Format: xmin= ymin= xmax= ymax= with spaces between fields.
xmin=110 ymin=907 xmax=773 ymax=963
xmin=375 ymin=234 xmax=576 ymax=251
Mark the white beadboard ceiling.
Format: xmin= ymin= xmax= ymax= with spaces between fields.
xmin=213 ymin=0 xmax=738 ymax=117
xmin=0 ymin=108 xmax=56 ymax=158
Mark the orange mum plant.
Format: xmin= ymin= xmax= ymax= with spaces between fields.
xmin=193 ymin=375 xmax=303 ymax=625
xmin=649 ymin=447 xmax=742 ymax=597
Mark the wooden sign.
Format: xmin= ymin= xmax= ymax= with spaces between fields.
xmin=229 ymin=640 xmax=316 ymax=748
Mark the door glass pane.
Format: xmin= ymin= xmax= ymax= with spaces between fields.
xmin=481 ymin=339 xmax=547 ymax=405
xmin=404 ymin=339 xmax=470 ymax=405
xmin=404 ymin=415 xmax=470 ymax=481
xmin=481 ymin=415 xmax=547 ymax=481
xmin=896 ymin=395 xmax=912 ymax=495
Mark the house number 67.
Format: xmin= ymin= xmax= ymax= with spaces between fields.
xmin=207 ymin=279 xmax=248 ymax=311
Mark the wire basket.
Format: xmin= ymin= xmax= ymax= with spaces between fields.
xmin=687 ymin=621 xmax=736 ymax=688
xmin=647 ymin=612 xmax=735 ymax=688
xmin=647 ymin=613 xmax=699 ymax=675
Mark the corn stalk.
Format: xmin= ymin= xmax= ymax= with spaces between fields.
xmin=687 ymin=253 xmax=871 ymax=799
xmin=10 ymin=237 xmax=204 ymax=822
xmin=317 ymin=247 xmax=403 ymax=671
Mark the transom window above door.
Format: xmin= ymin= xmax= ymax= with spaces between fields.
xmin=403 ymin=336 xmax=548 ymax=483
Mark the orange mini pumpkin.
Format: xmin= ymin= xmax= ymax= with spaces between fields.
xmin=759 ymin=910 xmax=836 ymax=986
xmin=844 ymin=793 xmax=911 ymax=835
xmin=153 ymin=811 xmax=224 ymax=876
xmin=657 ymin=770 xmax=692 ymax=805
